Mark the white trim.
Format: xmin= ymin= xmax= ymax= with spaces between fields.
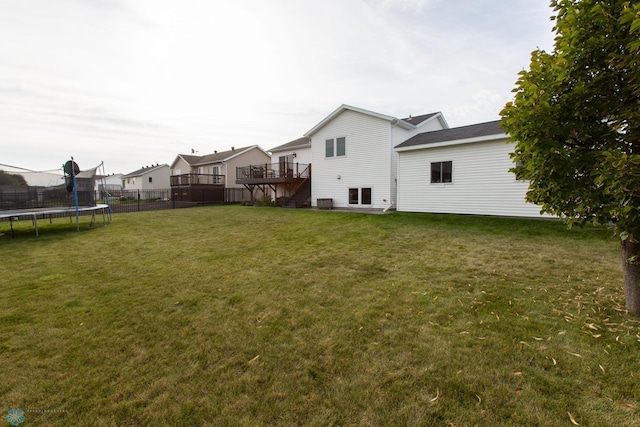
xmin=304 ymin=104 xmax=415 ymax=137
xmin=395 ymin=133 xmax=507 ymax=152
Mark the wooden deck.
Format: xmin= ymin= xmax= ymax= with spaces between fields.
xmin=235 ymin=163 xmax=310 ymax=185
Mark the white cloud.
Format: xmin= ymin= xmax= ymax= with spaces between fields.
xmin=0 ymin=0 xmax=555 ymax=174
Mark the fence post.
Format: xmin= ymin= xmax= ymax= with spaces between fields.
xmin=137 ymin=190 xmax=140 ymax=212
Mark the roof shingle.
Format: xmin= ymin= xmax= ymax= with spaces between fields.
xmin=269 ymin=137 xmax=311 ymax=153
xmin=179 ymin=146 xmax=255 ymax=166
xmin=396 ymin=120 xmax=503 ymax=149
xmin=400 ymin=112 xmax=439 ymax=126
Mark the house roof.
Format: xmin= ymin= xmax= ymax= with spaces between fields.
xmin=401 ymin=112 xmax=440 ymax=126
xmin=303 ymin=104 xmax=444 ymax=137
xmin=269 ymin=137 xmax=311 ymax=153
xmin=395 ymin=120 xmax=504 ymax=150
xmin=122 ymin=164 xmax=169 ymax=178
xmin=173 ymin=145 xmax=268 ymax=168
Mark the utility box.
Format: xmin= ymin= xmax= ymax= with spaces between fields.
xmin=317 ymin=198 xmax=333 ymax=210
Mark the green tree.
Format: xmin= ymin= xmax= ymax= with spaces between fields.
xmin=500 ymin=0 xmax=640 ymax=315
xmin=0 ymin=170 xmax=28 ymax=186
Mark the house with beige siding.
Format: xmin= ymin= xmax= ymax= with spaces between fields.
xmin=395 ymin=121 xmax=547 ymax=217
xmin=171 ymin=145 xmax=270 ymax=203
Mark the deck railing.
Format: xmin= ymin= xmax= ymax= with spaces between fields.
xmin=236 ymin=163 xmax=310 ymax=181
xmin=170 ymin=173 xmax=225 ymax=187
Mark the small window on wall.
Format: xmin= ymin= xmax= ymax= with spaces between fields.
xmin=361 ymin=188 xmax=372 ymax=205
xmin=431 ymin=161 xmax=452 ymax=183
xmin=326 ymin=137 xmax=346 ymax=157
xmin=326 ymin=139 xmax=334 ymax=157
xmin=336 ymin=137 xmax=346 ymax=156
xmin=348 ymin=187 xmax=372 ymax=205
xmin=148 ymin=177 xmax=153 ymax=183
xmin=349 ymin=188 xmax=359 ymax=204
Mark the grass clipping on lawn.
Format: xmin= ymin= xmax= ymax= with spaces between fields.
xmin=1 ymin=206 xmax=639 ymax=426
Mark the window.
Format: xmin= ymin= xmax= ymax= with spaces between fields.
xmin=431 ymin=161 xmax=452 ymax=183
xmin=212 ymin=166 xmax=221 ymax=184
xmin=336 ymin=137 xmax=346 ymax=156
xmin=148 ymin=177 xmax=153 ymax=183
xmin=361 ymin=188 xmax=372 ymax=205
xmin=326 ymin=139 xmax=334 ymax=157
xmin=348 ymin=187 xmax=372 ymax=205
xmin=279 ymin=155 xmax=293 ymax=177
xmin=349 ymin=188 xmax=359 ymax=204
xmin=325 ymin=137 xmax=346 ymax=158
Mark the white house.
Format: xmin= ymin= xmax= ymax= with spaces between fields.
xmin=122 ymin=164 xmax=171 ymax=190
xmin=304 ymin=104 xmax=448 ymax=210
xmin=265 ymin=137 xmax=312 ymax=202
xmin=270 ymin=136 xmax=312 ymax=166
xmin=97 ymin=173 xmax=123 ymax=195
xmin=395 ymin=120 xmax=547 ymax=218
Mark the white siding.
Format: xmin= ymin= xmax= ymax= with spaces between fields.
xmin=397 ymin=138 xmax=548 ymax=217
xmin=311 ymin=110 xmax=392 ymax=209
xmin=271 ymin=147 xmax=312 ymax=166
xmin=269 ymin=147 xmax=312 ymax=199
xmin=390 ymin=118 xmax=447 ymax=207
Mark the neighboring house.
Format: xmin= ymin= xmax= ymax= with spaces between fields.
xmin=75 ymin=168 xmax=98 ymax=205
xmin=395 ymin=121 xmax=547 ymax=218
xmin=122 ymin=164 xmax=171 ymax=190
xmin=171 ymin=145 xmax=270 ymax=203
xmin=96 ymin=173 xmax=123 ymax=196
xmin=304 ymin=104 xmax=448 ymax=210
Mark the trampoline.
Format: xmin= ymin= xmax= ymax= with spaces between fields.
xmin=0 ymin=204 xmax=110 ymax=237
xmin=1 ymin=157 xmax=115 ymax=237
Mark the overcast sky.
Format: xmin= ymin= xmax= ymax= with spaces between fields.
xmin=0 ymin=0 xmax=556 ymax=175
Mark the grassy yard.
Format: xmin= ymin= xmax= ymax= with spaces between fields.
xmin=1 ymin=206 xmax=638 ymax=426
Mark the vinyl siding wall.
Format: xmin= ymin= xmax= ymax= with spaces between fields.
xmin=123 ymin=166 xmax=171 ymax=190
xmin=271 ymin=147 xmax=312 ymax=166
xmin=171 ymin=158 xmax=190 ymax=176
xmin=270 ymin=147 xmax=312 ymax=199
xmin=224 ymin=148 xmax=271 ymax=188
xmin=311 ymin=110 xmax=392 ymax=209
xmin=396 ymin=138 xmax=547 ymax=217
xmin=390 ymin=118 xmax=447 ymax=207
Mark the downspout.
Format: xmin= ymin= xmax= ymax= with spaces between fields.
xmin=390 ymin=119 xmax=400 ymax=212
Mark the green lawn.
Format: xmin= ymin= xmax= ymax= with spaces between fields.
xmin=1 ymin=206 xmax=638 ymax=426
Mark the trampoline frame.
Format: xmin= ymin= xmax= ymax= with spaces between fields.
xmin=0 ymin=204 xmax=110 ymax=238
